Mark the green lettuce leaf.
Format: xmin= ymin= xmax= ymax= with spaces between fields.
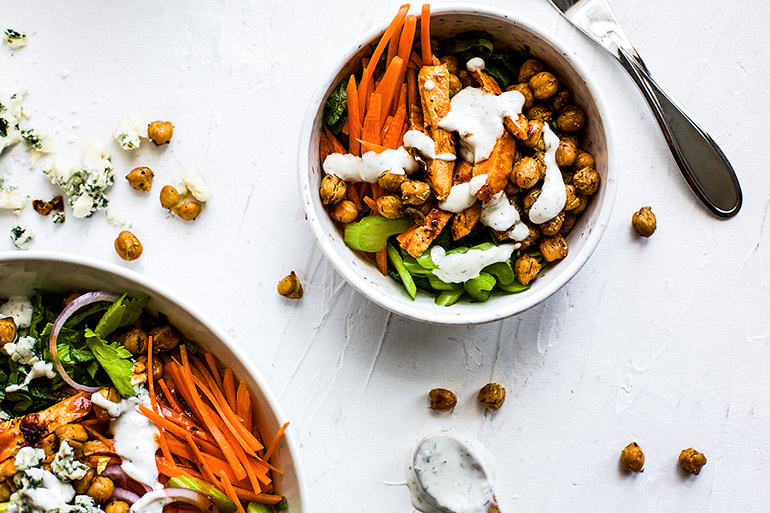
xmin=95 ymin=294 xmax=150 ymax=339
xmin=84 ymin=328 xmax=134 ymax=396
xmin=323 ymin=80 xmax=348 ymax=135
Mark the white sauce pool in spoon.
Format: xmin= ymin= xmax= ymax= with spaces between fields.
xmin=528 ymin=124 xmax=567 ymax=224
xmin=406 ymin=434 xmax=496 ymax=513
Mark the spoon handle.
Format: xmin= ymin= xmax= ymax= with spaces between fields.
xmin=615 ymin=47 xmax=742 ymax=217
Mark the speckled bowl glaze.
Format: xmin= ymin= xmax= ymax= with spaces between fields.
xmin=298 ymin=5 xmax=618 ymax=325
xmin=0 ymin=252 xmax=307 ymax=511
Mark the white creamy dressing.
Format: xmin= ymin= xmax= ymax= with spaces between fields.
xmin=0 ymin=295 xmax=33 ymax=327
xmin=20 ymin=468 xmax=76 ymax=511
xmin=90 ymin=391 xmax=124 ymax=418
xmin=106 ymin=389 xmax=162 ymax=491
xmin=438 ymin=183 xmax=477 ymax=213
xmin=403 ymin=130 xmax=456 ymax=162
xmin=468 ymin=175 xmax=487 ymax=197
xmin=431 ymin=244 xmax=518 ymax=284
xmin=424 ymin=80 xmax=435 ymax=91
xmin=323 ymin=148 xmax=419 ymax=183
xmin=466 ymin=57 xmax=486 ymax=73
xmin=129 ymin=489 xmax=174 ymax=513
xmin=438 ymin=87 xmax=525 ymax=163
xmin=406 ymin=434 xmax=496 ymax=513
xmin=529 ymin=124 xmax=567 ymax=224
xmin=481 ymin=192 xmax=530 ymax=241
xmin=5 ymin=359 xmax=55 ymax=393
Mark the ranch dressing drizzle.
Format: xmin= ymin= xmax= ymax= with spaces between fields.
xmin=403 ymin=130 xmax=456 ymax=162
xmin=129 ymin=489 xmax=174 ymax=513
xmin=438 ymin=182 xmax=477 ymax=213
xmin=431 ymin=244 xmax=518 ymax=284
xmin=480 ymin=192 xmax=530 ymax=241
xmin=323 ymin=148 xmax=419 ymax=183
xmin=438 ymin=58 xmax=525 ymax=163
xmin=406 ymin=434 xmax=497 ymax=513
xmin=424 ymin=80 xmax=435 ymax=91
xmin=528 ymin=124 xmax=567 ymax=224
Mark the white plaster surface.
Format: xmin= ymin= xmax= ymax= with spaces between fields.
xmin=1 ymin=1 xmax=768 ymax=511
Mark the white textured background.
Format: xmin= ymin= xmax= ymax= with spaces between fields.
xmin=1 ymin=0 xmax=768 ymax=511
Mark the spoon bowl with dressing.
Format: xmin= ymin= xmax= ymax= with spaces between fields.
xmin=299 ymin=5 xmax=618 ymax=324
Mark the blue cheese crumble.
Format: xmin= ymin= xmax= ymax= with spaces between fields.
xmin=0 ymin=179 xmax=28 ymax=212
xmin=0 ymin=92 xmax=23 ymax=154
xmin=0 ymin=295 xmax=33 ymax=327
xmin=51 ymin=441 xmax=89 ymax=482
xmin=4 ymin=29 xmax=27 ymax=49
xmin=43 ymin=140 xmax=114 ymax=218
xmin=10 ymin=225 xmax=33 ymax=249
xmin=112 ymin=114 xmax=146 ymax=151
xmin=3 ymin=335 xmax=55 ymax=393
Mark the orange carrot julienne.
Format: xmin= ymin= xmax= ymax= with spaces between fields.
xmin=359 ymin=140 xmax=388 ymax=154
xmin=371 ymin=183 xmax=384 ymax=200
xmin=156 ymin=456 xmax=185 ymax=478
xmin=222 ymin=368 xmax=236 ymax=406
xmin=235 ymin=381 xmax=251 ymax=431
xmin=148 ymin=336 xmax=157 ymax=413
xmin=82 ymin=425 xmax=116 ymax=453
xmin=192 ymin=377 xmax=260 ymax=455
xmin=374 ymin=56 xmax=405 ymax=126
xmin=264 ymin=422 xmax=289 ymax=462
xmin=407 ymin=68 xmax=424 ymax=131
xmin=346 ymin=75 xmax=362 ymax=156
xmin=382 ymin=86 xmax=408 ymax=149
xmin=218 ymin=470 xmax=246 ymax=513
xmin=230 ymin=487 xmax=282 ymax=505
xmin=387 ymin=17 xmax=403 ymax=66
xmin=363 ymin=196 xmax=378 ymax=211
xmin=420 ymin=4 xmax=431 ymax=65
xmin=158 ymin=378 xmax=181 ymax=412
xmin=182 ymin=431 xmax=218 ymax=489
xmin=361 ymin=93 xmax=382 ymax=145
xmin=347 ymin=182 xmax=362 ymax=209
xmin=203 ymin=353 xmax=223 ymax=390
xmin=376 ymin=249 xmax=388 ymax=276
xmin=358 ymin=4 xmax=410 ymax=119
xmin=322 ymin=125 xmax=347 ymax=154
xmin=393 ymin=14 xmax=418 ymax=112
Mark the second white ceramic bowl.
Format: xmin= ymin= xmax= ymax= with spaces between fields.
xmin=298 ymin=5 xmax=618 ymax=325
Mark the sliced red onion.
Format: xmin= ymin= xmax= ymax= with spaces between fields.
xmin=49 ymin=291 xmax=121 ymax=393
xmin=112 ymin=487 xmax=141 ymax=505
xmin=129 ymin=488 xmax=215 ymax=513
xmin=101 ymin=464 xmax=152 ymax=494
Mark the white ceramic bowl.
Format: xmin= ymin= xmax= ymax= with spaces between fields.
xmin=298 ymin=5 xmax=618 ymax=325
xmin=0 ymin=252 xmax=307 ymax=511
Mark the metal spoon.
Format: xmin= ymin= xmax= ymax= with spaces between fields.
xmin=547 ymin=0 xmax=742 ymax=218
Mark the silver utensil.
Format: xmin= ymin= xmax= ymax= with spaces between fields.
xmin=547 ymin=0 xmax=742 ymax=218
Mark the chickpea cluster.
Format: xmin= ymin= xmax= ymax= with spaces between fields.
xmin=319 ymin=51 xmax=600 ymax=290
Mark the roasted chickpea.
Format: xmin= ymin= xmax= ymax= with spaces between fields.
xmin=105 ymin=501 xmax=130 ymax=513
xmin=518 ymin=58 xmax=544 ymax=83
xmin=573 ymin=167 xmax=600 ymax=195
xmin=457 ymin=70 xmax=473 ymax=88
xmin=429 ymin=388 xmax=457 ymax=412
xmin=277 ymin=271 xmax=303 ymax=299
xmin=555 ymin=136 xmax=578 ymax=167
xmin=540 ymin=235 xmax=569 ymax=262
xmin=92 ymin=387 xmax=121 ymax=421
xmin=378 ymin=171 xmax=407 ymax=192
xmin=125 ymin=167 xmax=154 ymax=192
xmin=504 ymin=181 xmax=521 ymax=196
xmin=507 ymin=83 xmax=534 ymax=109
xmin=529 ymin=72 xmax=559 ymax=100
xmin=149 ymin=325 xmax=182 ymax=352
xmin=54 ymin=423 xmax=88 ymax=444
xmin=522 ymin=119 xmax=545 ymax=151
xmin=552 ymin=89 xmax=571 ymax=112
xmin=376 ymin=195 xmax=404 ymax=219
xmin=448 ymin=74 xmax=462 ymax=98
xmin=571 ymin=195 xmax=589 ymax=215
xmin=87 ymin=476 xmax=115 ymax=504
xmin=620 ymin=442 xmax=645 ymax=472
xmin=478 ymin=383 xmax=506 ymax=411
xmin=540 ymin=211 xmax=565 ymax=236
xmin=114 ymin=231 xmax=143 ymax=261
xmin=119 ymin=328 xmax=148 ymax=355
xmin=82 ymin=440 xmax=113 ymax=458
xmin=173 ymin=200 xmax=202 ymax=221
xmin=0 ymin=459 xmax=15 ymax=480
xmin=131 ymin=360 xmax=147 ymax=387
xmin=73 ymin=468 xmax=95 ymax=495
xmin=50 ymin=195 xmax=64 ymax=212
xmin=632 ymin=206 xmax=656 ymax=237
xmin=561 ymin=169 xmax=574 ymax=186
xmin=514 ymin=255 xmax=542 ymax=286
xmin=136 ymin=355 xmax=163 ymax=381
xmin=532 ymin=152 xmax=547 ymax=180
xmin=331 ymin=200 xmax=358 ymax=223
xmin=319 ymin=174 xmax=347 ymax=205
xmin=556 ymin=105 xmax=586 ymax=132
xmin=574 ymin=150 xmax=595 ymax=170
xmin=564 ymin=184 xmax=580 ymax=211
xmin=522 ymin=188 xmax=541 ymax=214
xmin=159 ymin=185 xmax=180 ymax=210
xmin=401 ymin=181 xmax=431 ymax=206
xmin=0 ymin=317 xmax=16 ymax=346
xmin=679 ymin=448 xmax=707 ymax=475
xmin=32 ymin=199 xmax=53 ymax=216
xmin=439 ymin=55 xmax=459 ymax=75
xmin=147 ymin=121 xmax=174 ymax=145
xmin=0 ymin=482 xmax=11 ymax=502
xmin=511 ymin=157 xmax=540 ymax=189
xmin=527 ymin=104 xmax=553 ymax=123
xmin=518 ymin=224 xmax=539 ymax=250
xmin=560 ymin=212 xmax=578 ymax=235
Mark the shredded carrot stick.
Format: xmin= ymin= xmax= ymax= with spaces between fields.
xmin=387 ymin=16 xmax=403 ymax=65
xmin=230 ymin=487 xmax=282 ymax=505
xmin=409 ymin=51 xmax=422 ymax=69
xmin=235 ymin=381 xmax=252 ymax=432
xmin=382 ymin=86 xmax=408 ymax=149
xmin=347 ymin=182 xmax=362 ymax=209
xmin=264 ymin=422 xmax=289 ymax=462
xmin=393 ymin=14 xmax=418 ymax=112
xmin=374 ymin=56 xmax=405 ymax=126
xmin=361 ymin=93 xmax=382 ymax=145
xmin=222 ymin=368 xmax=236 ymax=407
xmin=192 ymin=377 xmax=260 ymax=455
xmin=407 ymin=68 xmax=424 ymax=131
xmin=203 ymin=353 xmax=223 ymax=390
xmin=376 ymin=249 xmax=388 ymax=276
xmin=421 ymin=4 xmax=432 ymax=65
xmin=363 ymin=196 xmax=378 ymax=211
xmin=158 ymin=378 xmax=182 ymax=412
xmin=156 ymin=456 xmax=185 ymax=478
xmin=158 ymin=429 xmax=174 ymax=463
xmin=184 ymin=432 xmax=219 ymax=485
xmin=218 ymin=470 xmax=246 ymax=513
xmin=371 ymin=183 xmax=384 ymax=200
xmin=359 ymin=140 xmax=388 ymax=154
xmin=358 ymin=4 xmax=410 ymax=119
xmin=148 ymin=336 xmax=157 ymax=413
xmin=82 ymin=425 xmax=116 ymax=453
xmin=346 ymin=75 xmax=362 ymax=156
xmin=322 ymin=125 xmax=347 ymax=154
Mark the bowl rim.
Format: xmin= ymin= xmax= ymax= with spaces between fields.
xmin=297 ymin=4 xmax=619 ymax=325
xmin=0 ymin=250 xmax=308 ymax=506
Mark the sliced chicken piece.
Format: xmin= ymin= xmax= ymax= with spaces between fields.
xmin=397 ymin=208 xmax=453 ymax=258
xmin=471 ymin=131 xmax=518 ymax=202
xmin=452 ymin=202 xmax=482 ymax=241
xmin=418 ymin=64 xmax=455 ymax=200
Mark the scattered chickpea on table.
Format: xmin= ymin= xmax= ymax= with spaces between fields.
xmin=620 ymin=442 xmax=645 ymax=472
xmin=632 ymin=206 xmax=657 ymax=237
xmin=277 ymin=271 xmax=303 ymax=299
xmin=679 ymin=448 xmax=707 ymax=475
xmin=147 ymin=120 xmax=174 ymax=145
xmin=429 ymin=388 xmax=457 ymax=412
xmin=478 ymin=383 xmax=506 ymax=411
xmin=114 ymin=230 xmax=143 ymax=261
xmin=125 ymin=166 xmax=154 ymax=192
